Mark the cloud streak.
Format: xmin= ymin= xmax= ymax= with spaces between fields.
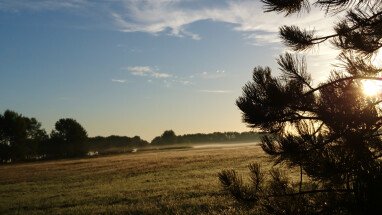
xmin=127 ymin=66 xmax=171 ymax=78
xmin=111 ymin=79 xmax=127 ymax=83
xmin=125 ymin=65 xmax=194 ymax=87
xmin=109 ymin=0 xmax=336 ymax=46
xmin=1 ymin=1 xmax=336 ymax=46
xmin=111 ymin=0 xmax=339 ymax=80
xmin=2 ymin=0 xmax=341 ymax=82
xmin=0 ymin=0 xmax=87 ymax=12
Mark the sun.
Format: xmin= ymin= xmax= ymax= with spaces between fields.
xmin=360 ymin=49 xmax=382 ymax=97
xmin=362 ymin=80 xmax=382 ymax=97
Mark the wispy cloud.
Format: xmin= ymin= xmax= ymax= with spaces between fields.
xmin=109 ymin=0 xmax=335 ymax=46
xmin=197 ymin=70 xmax=227 ymax=79
xmin=127 ymin=66 xmax=171 ymax=78
xmin=2 ymin=0 xmax=340 ymax=80
xmin=244 ymin=33 xmax=281 ymax=46
xmin=152 ymin=72 xmax=171 ymax=78
xmin=111 ymin=79 xmax=127 ymax=83
xmin=127 ymin=66 xmax=152 ymax=76
xmin=0 ymin=0 xmax=87 ymax=12
xmin=198 ymin=90 xmax=232 ymax=94
xmin=110 ymin=4 xmax=340 ymax=85
xmin=1 ymin=1 xmax=336 ymax=46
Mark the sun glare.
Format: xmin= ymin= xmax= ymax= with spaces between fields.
xmin=360 ymin=49 xmax=382 ymax=97
xmin=372 ymin=48 xmax=382 ymax=68
xmin=362 ymin=80 xmax=382 ymax=97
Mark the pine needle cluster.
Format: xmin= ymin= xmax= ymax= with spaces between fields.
xmin=220 ymin=1 xmax=382 ymax=214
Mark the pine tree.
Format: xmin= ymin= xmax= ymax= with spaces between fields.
xmin=219 ymin=1 xmax=382 ymax=214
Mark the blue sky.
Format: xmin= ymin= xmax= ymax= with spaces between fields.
xmin=0 ymin=0 xmax=337 ymax=140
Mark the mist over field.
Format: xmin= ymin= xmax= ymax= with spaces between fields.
xmin=0 ymin=143 xmax=280 ymax=214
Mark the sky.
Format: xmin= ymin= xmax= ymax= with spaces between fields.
xmin=0 ymin=0 xmax=340 ymax=141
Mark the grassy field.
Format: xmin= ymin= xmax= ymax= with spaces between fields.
xmin=0 ymin=143 xmax=296 ymax=214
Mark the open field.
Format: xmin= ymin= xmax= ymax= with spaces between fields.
xmin=0 ymin=142 xmax=298 ymax=214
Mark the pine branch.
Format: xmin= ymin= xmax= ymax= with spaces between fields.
xmin=233 ymin=1 xmax=382 ymax=213
xmin=305 ymin=76 xmax=382 ymax=95
xmin=315 ymin=0 xmax=377 ymax=13
xmin=263 ymin=0 xmax=376 ymax=15
xmin=337 ymin=52 xmax=382 ymax=76
xmin=262 ymin=0 xmax=310 ymax=16
xmin=313 ymin=122 xmax=325 ymax=136
xmin=278 ymin=53 xmax=314 ymax=90
xmin=281 ymin=8 xmax=382 ymax=51
xmin=299 ymin=164 xmax=303 ymax=192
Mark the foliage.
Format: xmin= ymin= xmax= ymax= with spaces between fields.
xmin=0 ymin=110 xmax=150 ymax=162
xmin=88 ymin=135 xmax=148 ymax=154
xmin=220 ymin=0 xmax=382 ymax=214
xmin=220 ymin=163 xmax=354 ymax=214
xmin=152 ymin=130 xmax=178 ymax=144
xmin=0 ymin=110 xmax=48 ymax=162
xmin=151 ymin=130 xmax=263 ymax=145
xmin=178 ymin=131 xmax=263 ymax=143
xmin=45 ymin=118 xmax=88 ymax=158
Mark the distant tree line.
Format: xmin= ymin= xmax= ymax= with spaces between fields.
xmin=88 ymin=135 xmax=148 ymax=155
xmin=0 ymin=110 xmax=147 ymax=163
xmin=151 ymin=130 xmax=263 ymax=145
xmin=0 ymin=109 xmax=262 ymax=163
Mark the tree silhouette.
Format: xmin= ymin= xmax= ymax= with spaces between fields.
xmin=150 ymin=130 xmax=262 ymax=145
xmin=46 ymin=118 xmax=88 ymax=158
xmin=151 ymin=130 xmax=177 ymax=144
xmin=0 ymin=110 xmax=47 ymax=162
xmin=220 ymin=1 xmax=382 ymax=214
xmin=88 ymin=135 xmax=148 ymax=154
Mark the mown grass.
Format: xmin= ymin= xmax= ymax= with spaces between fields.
xmin=0 ymin=143 xmax=297 ymax=214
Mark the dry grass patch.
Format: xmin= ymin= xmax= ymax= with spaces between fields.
xmin=0 ymin=143 xmax=286 ymax=214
